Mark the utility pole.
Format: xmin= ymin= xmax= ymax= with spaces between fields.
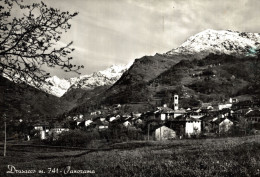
xmin=160 ymin=126 xmax=162 ymax=141
xmin=3 ymin=113 xmax=6 ymax=157
xmin=147 ymin=124 xmax=150 ymax=141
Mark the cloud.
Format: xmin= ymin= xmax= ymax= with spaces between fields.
xmin=23 ymin=0 xmax=260 ymax=78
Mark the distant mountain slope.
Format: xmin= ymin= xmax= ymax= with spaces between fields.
xmin=0 ymin=76 xmax=74 ymax=119
xmin=150 ymin=54 xmax=260 ymax=107
xmin=101 ymin=54 xmax=192 ymax=104
xmin=104 ymin=54 xmax=259 ymax=107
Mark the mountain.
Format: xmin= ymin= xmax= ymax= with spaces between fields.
xmin=68 ymin=29 xmax=260 ymax=114
xmin=3 ymin=29 xmax=260 ymax=118
xmin=0 ymin=63 xmax=132 ymax=119
xmin=40 ymin=64 xmax=132 ymax=97
xmin=102 ymin=30 xmax=260 ymax=104
xmin=0 ymin=76 xmax=75 ymax=119
xmin=166 ymin=29 xmax=260 ymax=58
xmin=42 ymin=76 xmax=73 ymax=97
xmin=69 ymin=63 xmax=132 ymax=90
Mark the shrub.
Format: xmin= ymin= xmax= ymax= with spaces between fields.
xmin=46 ymin=129 xmax=100 ymax=147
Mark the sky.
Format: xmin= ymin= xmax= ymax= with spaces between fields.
xmin=23 ymin=0 xmax=260 ymax=79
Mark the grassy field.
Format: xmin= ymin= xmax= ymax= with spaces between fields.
xmin=0 ymin=135 xmax=259 ymax=177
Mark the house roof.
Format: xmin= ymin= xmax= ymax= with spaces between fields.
xmin=190 ymin=112 xmax=204 ymax=115
xmin=33 ymin=122 xmax=49 ymax=126
xmin=213 ymin=118 xmax=233 ymax=124
xmin=93 ymin=119 xmax=109 ymax=126
xmin=85 ymin=120 xmax=93 ymax=125
xmin=174 ymin=109 xmax=187 ymax=114
xmin=200 ymin=115 xmax=216 ymax=122
xmin=201 ymin=103 xmax=212 ymax=107
xmin=155 ymin=125 xmax=175 ymax=131
xmin=219 ymin=108 xmax=231 ymax=114
xmin=173 ymin=115 xmax=201 ymax=122
xmin=245 ymin=110 xmax=260 ymax=117
xmin=156 ymin=107 xmax=174 ymax=114
xmin=233 ymin=100 xmax=253 ymax=107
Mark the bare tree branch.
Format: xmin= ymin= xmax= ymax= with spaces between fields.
xmin=0 ymin=0 xmax=83 ymax=88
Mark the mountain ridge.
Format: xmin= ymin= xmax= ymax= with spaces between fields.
xmin=3 ymin=63 xmax=133 ymax=97
xmin=3 ymin=29 xmax=260 ymax=118
xmin=67 ymin=29 xmax=260 ymax=114
xmin=166 ymin=29 xmax=260 ymax=58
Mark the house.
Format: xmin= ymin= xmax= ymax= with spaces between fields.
xmin=109 ymin=117 xmax=116 ymax=122
xmin=232 ymin=100 xmax=253 ymax=110
xmin=154 ymin=125 xmax=177 ymax=140
xmin=214 ymin=118 xmax=233 ymax=134
xmin=123 ymin=121 xmax=131 ymax=127
xmin=245 ymin=110 xmax=260 ymax=124
xmin=218 ymin=108 xmax=232 ymax=118
xmin=100 ymin=117 xmax=106 ymax=122
xmin=84 ymin=120 xmax=93 ymax=127
xmin=78 ymin=120 xmax=92 ymax=127
xmin=90 ymin=110 xmax=102 ymax=115
xmin=48 ymin=129 xmax=68 ymax=141
xmin=190 ymin=112 xmax=204 ymax=119
xmin=201 ymin=103 xmax=214 ymax=110
xmin=46 ymin=123 xmax=70 ymax=140
xmin=72 ymin=114 xmax=84 ymax=121
xmin=50 ymin=126 xmax=69 ymax=134
xmin=229 ymin=98 xmax=238 ymax=103
xmin=173 ymin=109 xmax=187 ymax=118
xmin=170 ymin=115 xmax=201 ymax=137
xmin=133 ymin=118 xmax=143 ymax=125
xmin=33 ymin=123 xmax=50 ymax=140
xmin=232 ymin=108 xmax=252 ymax=118
xmin=93 ymin=120 xmax=109 ymax=130
xmin=156 ymin=106 xmax=174 ymax=121
xmin=132 ymin=112 xmax=142 ymax=118
xmin=200 ymin=115 xmax=218 ymax=133
xmin=98 ymin=122 xmax=109 ymax=130
xmin=192 ymin=107 xmax=201 ymax=113
xmin=185 ymin=118 xmax=201 ymax=137
xmin=33 ymin=123 xmax=49 ymax=131
xmin=218 ymin=103 xmax=232 ymax=110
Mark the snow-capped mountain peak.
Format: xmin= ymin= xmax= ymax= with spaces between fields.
xmin=40 ymin=62 xmax=133 ymax=97
xmin=42 ymin=76 xmax=72 ymax=97
xmin=70 ymin=63 xmax=132 ymax=90
xmin=166 ymin=29 xmax=260 ymax=57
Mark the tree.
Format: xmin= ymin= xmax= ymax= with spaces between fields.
xmin=0 ymin=0 xmax=83 ymax=87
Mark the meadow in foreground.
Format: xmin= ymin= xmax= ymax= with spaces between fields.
xmin=0 ymin=135 xmax=259 ymax=177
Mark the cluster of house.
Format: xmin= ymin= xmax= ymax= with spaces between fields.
xmin=33 ymin=122 xmax=69 ymax=140
xmin=32 ymin=95 xmax=260 ymax=141
xmin=149 ymin=97 xmax=260 ymax=140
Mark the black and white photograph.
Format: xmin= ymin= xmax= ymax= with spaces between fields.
xmin=0 ymin=0 xmax=260 ymax=176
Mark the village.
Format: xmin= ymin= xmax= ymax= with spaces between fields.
xmin=16 ymin=94 xmax=259 ymax=144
